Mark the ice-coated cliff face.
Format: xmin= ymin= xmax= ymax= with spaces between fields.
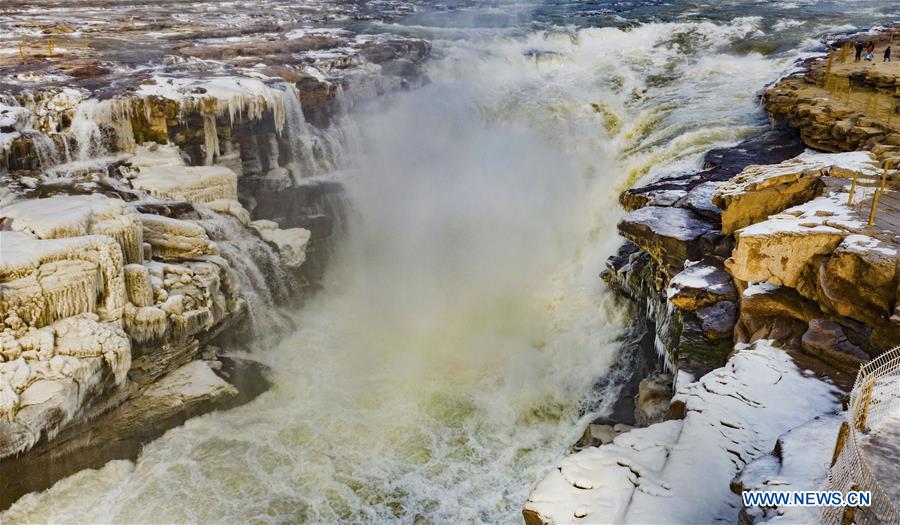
xmin=0 ymin=185 xmax=311 ymax=463
xmin=0 ymin=0 xmax=432 ymax=493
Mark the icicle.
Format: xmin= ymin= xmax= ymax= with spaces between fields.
xmin=122 ymin=304 xmax=168 ymax=343
xmin=124 ymin=264 xmax=154 ymax=307
xmin=202 ymin=113 xmax=220 ymax=166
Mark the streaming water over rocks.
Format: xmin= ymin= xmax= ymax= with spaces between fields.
xmin=2 ymin=1 xmax=899 ymax=523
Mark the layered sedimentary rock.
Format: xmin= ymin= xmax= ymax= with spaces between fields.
xmin=725 ymin=168 xmax=899 ymax=353
xmin=0 ymin=0 xmax=431 ymax=506
xmin=0 ymin=0 xmax=431 ymax=510
xmin=0 ymin=180 xmax=313 ymax=506
xmin=545 ymin=43 xmax=900 ymax=520
xmin=610 ymin=147 xmax=897 ymax=385
xmin=0 ymin=194 xmax=245 ymax=456
xmin=618 ymin=206 xmax=717 ymax=277
xmin=762 ymin=59 xmax=900 ymax=154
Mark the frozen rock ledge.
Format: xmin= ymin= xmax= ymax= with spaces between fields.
xmin=0 ymin=188 xmax=308 ymax=497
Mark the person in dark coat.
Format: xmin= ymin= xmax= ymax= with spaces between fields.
xmin=855 ymin=41 xmax=865 ymax=61
xmin=885 ymin=46 xmax=892 ymax=62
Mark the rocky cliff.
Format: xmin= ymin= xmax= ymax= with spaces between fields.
xmin=0 ymin=0 xmax=430 ymax=508
xmin=526 ymin=28 xmax=899 ymax=525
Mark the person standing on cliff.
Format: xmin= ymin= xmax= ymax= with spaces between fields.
xmin=885 ymin=46 xmax=892 ymax=62
xmin=865 ymin=41 xmax=876 ymax=61
xmin=855 ymin=41 xmax=865 ymax=61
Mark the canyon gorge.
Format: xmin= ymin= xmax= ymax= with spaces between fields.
xmin=1 ymin=1 xmax=898 ymax=524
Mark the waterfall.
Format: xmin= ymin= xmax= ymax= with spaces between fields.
xmin=194 ymin=207 xmax=294 ymax=338
xmin=23 ymin=130 xmax=61 ymax=171
xmin=280 ymin=84 xmax=362 ymax=181
xmin=2 ymin=12 xmax=841 ymax=525
xmin=67 ymin=99 xmax=135 ymax=161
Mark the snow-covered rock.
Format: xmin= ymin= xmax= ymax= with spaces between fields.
xmin=132 ymin=165 xmax=238 ymax=204
xmin=0 ymin=232 xmax=127 ymax=328
xmin=143 ymin=359 xmax=237 ymax=404
xmin=205 ymin=198 xmax=251 ymax=225
xmin=139 ymin=213 xmax=217 ymax=260
xmin=0 ymin=194 xmax=143 ymax=264
xmin=0 ymin=186 xmax=252 ymax=464
xmin=524 ymin=341 xmax=840 ymax=525
xmin=0 ymin=313 xmax=131 ymax=457
xmin=733 ymin=413 xmax=845 ymax=524
xmin=727 ymin=181 xmax=899 ymax=351
xmin=667 ymin=261 xmax=737 ymax=310
xmin=617 ymin=206 xmax=716 ymax=276
xmin=713 ymin=151 xmax=880 ymax=235
xmin=250 ymin=219 xmax=312 ymax=270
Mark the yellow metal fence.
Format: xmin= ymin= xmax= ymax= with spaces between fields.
xmin=822 ymin=346 xmax=900 ymax=525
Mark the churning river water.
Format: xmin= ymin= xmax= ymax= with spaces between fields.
xmin=4 ymin=1 xmax=899 ymax=523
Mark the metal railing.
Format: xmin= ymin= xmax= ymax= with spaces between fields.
xmin=16 ymin=36 xmax=55 ymax=59
xmin=823 ymin=74 xmax=899 ymax=126
xmin=822 ymin=346 xmax=900 ymax=525
xmin=842 ymin=160 xmax=898 ymax=227
xmin=821 ymin=41 xmax=900 ymax=126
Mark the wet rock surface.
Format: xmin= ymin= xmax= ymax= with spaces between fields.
xmin=0 ymin=356 xmax=269 ymax=510
xmin=619 ymin=130 xmax=805 ymax=214
xmin=618 ymin=206 xmax=716 ymax=277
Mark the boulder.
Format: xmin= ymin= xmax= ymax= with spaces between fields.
xmin=576 ymin=424 xmax=620 ymax=448
xmin=694 ymin=300 xmax=739 ymax=341
xmin=817 ymin=234 xmax=899 ymax=326
xmin=667 ymin=262 xmax=737 ymax=310
xmin=634 ymin=374 xmax=673 ymax=427
xmin=728 ymin=222 xmax=845 ymax=298
xmin=800 ymin=319 xmax=869 ymax=372
xmin=713 ymin=155 xmax=836 ymax=235
xmin=250 ymin=220 xmax=312 ymax=270
xmin=678 ymin=181 xmax=723 ymax=220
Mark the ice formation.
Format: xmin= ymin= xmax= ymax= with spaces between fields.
xmin=132 ymin=165 xmax=238 ymax=204
xmin=0 ymin=312 xmax=131 ymax=456
xmin=139 ymin=213 xmax=218 ymax=260
xmin=135 ymin=76 xmax=288 ymax=132
xmin=1 ymin=194 xmax=144 ymax=264
xmin=250 ymin=220 xmax=312 ymax=269
xmin=0 ymin=183 xmax=298 ymax=458
xmin=0 ymin=232 xmax=126 ymax=327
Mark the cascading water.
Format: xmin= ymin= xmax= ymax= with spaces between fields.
xmin=4 ymin=3 xmax=897 ymax=523
xmin=194 ymin=207 xmax=295 ymax=337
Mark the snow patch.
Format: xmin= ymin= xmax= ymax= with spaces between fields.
xmin=525 ymin=340 xmax=841 ymax=524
